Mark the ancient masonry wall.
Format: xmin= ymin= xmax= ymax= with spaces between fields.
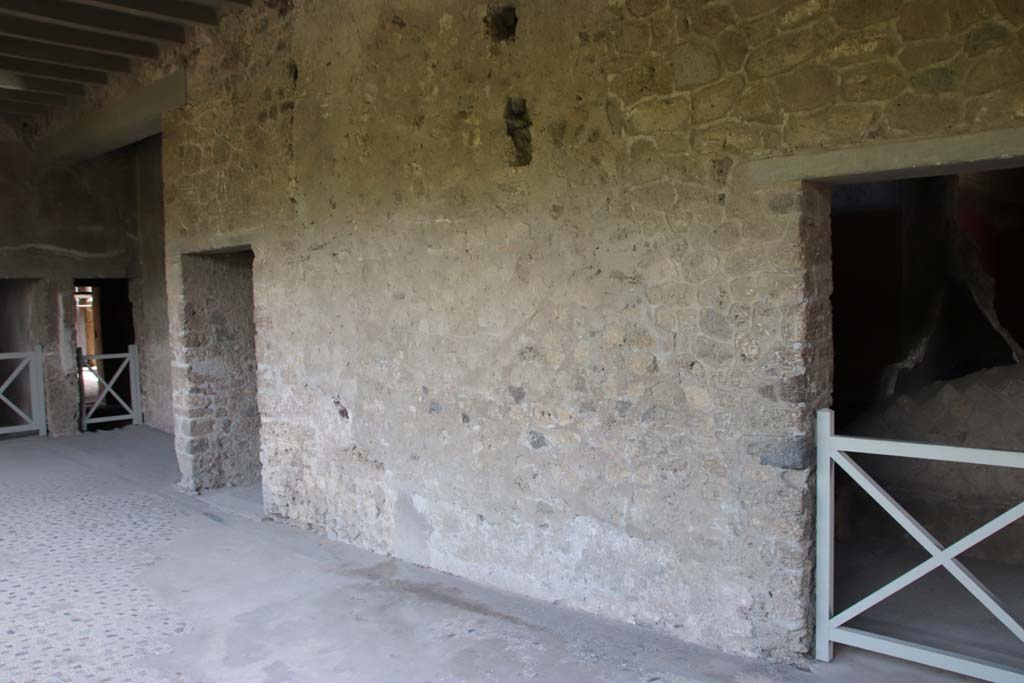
xmin=133 ymin=137 xmax=174 ymax=433
xmin=175 ymin=250 xmax=260 ymax=490
xmin=161 ymin=0 xmax=1024 ymax=658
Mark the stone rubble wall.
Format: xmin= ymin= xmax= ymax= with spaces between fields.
xmin=175 ymin=251 xmax=260 ymax=490
xmin=155 ymin=0 xmax=1024 ymax=659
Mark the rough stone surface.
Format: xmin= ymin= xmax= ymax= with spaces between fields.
xmin=841 ymin=62 xmax=907 ymax=102
xmin=176 ymin=251 xmax=260 ymax=491
xmin=626 ymin=94 xmax=690 ymax=133
xmin=833 ymin=0 xmax=900 ymax=30
xmin=22 ymin=0 xmax=1024 ymax=663
xmin=897 ymin=0 xmax=950 ymax=40
xmin=899 ymin=39 xmax=961 ymax=71
xmin=777 ymin=65 xmax=837 ymax=112
xmin=885 ymin=93 xmax=963 ymax=134
xmin=672 ymin=40 xmax=722 ymax=88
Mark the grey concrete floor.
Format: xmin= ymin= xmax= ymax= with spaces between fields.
xmin=0 ymin=427 xmax=989 ymax=682
xmin=836 ymin=541 xmax=1024 ymax=672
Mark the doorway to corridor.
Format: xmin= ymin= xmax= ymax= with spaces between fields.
xmin=75 ymin=279 xmax=141 ymax=430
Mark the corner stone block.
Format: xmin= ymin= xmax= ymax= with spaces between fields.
xmin=750 ymin=435 xmax=813 ymax=470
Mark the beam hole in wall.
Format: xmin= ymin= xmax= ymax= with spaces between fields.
xmin=179 ymin=248 xmax=261 ymax=492
xmin=505 ymin=96 xmax=532 ymax=167
xmin=821 ymin=166 xmax=1024 ymax=665
xmin=485 ymin=4 xmax=517 ymax=42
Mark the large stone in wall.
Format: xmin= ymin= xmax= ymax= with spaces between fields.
xmin=671 ymin=40 xmax=722 ymax=88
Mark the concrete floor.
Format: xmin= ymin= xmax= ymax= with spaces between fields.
xmin=0 ymin=428 xmax=993 ymax=682
xmin=836 ymin=542 xmax=1024 ymax=672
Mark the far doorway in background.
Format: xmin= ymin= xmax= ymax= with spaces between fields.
xmin=75 ymin=279 xmax=141 ymax=430
xmin=0 ymin=278 xmax=45 ymax=439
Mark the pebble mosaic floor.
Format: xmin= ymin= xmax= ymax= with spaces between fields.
xmin=0 ymin=448 xmax=194 ymax=683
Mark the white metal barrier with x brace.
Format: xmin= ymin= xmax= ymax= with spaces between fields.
xmin=816 ymin=409 xmax=1024 ymax=682
xmin=79 ymin=344 xmax=142 ymax=430
xmin=0 ymin=347 xmax=46 ymax=436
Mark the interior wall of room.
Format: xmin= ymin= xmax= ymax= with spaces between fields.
xmin=146 ymin=0 xmax=1024 ymax=661
xmin=132 ymin=136 xmax=174 ymax=433
xmin=0 ymin=279 xmax=37 ymax=429
xmin=0 ymin=136 xmax=172 ymax=435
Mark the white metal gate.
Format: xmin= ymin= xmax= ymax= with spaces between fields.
xmin=816 ymin=408 xmax=1024 ymax=682
xmin=79 ymin=344 xmax=142 ymax=430
xmin=0 ymin=346 xmax=46 ymax=437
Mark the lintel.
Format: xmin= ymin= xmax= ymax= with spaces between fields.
xmin=741 ymin=127 xmax=1024 ymax=186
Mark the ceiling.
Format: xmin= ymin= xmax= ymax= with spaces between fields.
xmin=0 ymin=0 xmax=248 ymax=126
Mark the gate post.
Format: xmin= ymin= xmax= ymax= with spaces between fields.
xmin=77 ymin=347 xmax=86 ymax=432
xmin=30 ymin=345 xmax=46 ymax=436
xmin=129 ymin=344 xmax=142 ymax=425
xmin=815 ymin=409 xmax=835 ymax=662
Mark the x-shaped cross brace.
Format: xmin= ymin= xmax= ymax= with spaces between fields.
xmin=0 ymin=357 xmax=32 ymax=425
xmin=83 ymin=358 xmax=133 ymax=420
xmin=829 ymin=448 xmax=1024 ymax=645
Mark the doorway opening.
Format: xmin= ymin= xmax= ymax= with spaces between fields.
xmin=826 ymin=168 xmax=1024 ymax=670
xmin=0 ymin=279 xmax=39 ymax=438
xmin=75 ymin=279 xmax=137 ymax=430
xmin=178 ymin=248 xmax=261 ymax=492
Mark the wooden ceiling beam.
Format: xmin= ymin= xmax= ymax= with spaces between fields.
xmin=78 ymin=1 xmax=219 ymax=27
xmin=0 ymin=0 xmax=186 ymax=44
xmin=0 ymin=98 xmax=47 ymax=114
xmin=0 ymin=55 xmax=107 ymax=84
xmin=0 ymin=70 xmax=87 ymax=95
xmin=0 ymin=2 xmax=250 ymax=138
xmin=0 ymin=15 xmax=159 ymax=58
xmin=0 ymin=36 xmax=130 ymax=71
xmin=0 ymin=87 xmax=65 ymax=105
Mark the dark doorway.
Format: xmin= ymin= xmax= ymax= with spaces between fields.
xmin=75 ymin=278 xmax=136 ymax=430
xmin=830 ymin=176 xmax=1020 ymax=431
xmin=0 ymin=279 xmax=37 ymax=436
xmin=826 ymin=168 xmax=1024 ymax=668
